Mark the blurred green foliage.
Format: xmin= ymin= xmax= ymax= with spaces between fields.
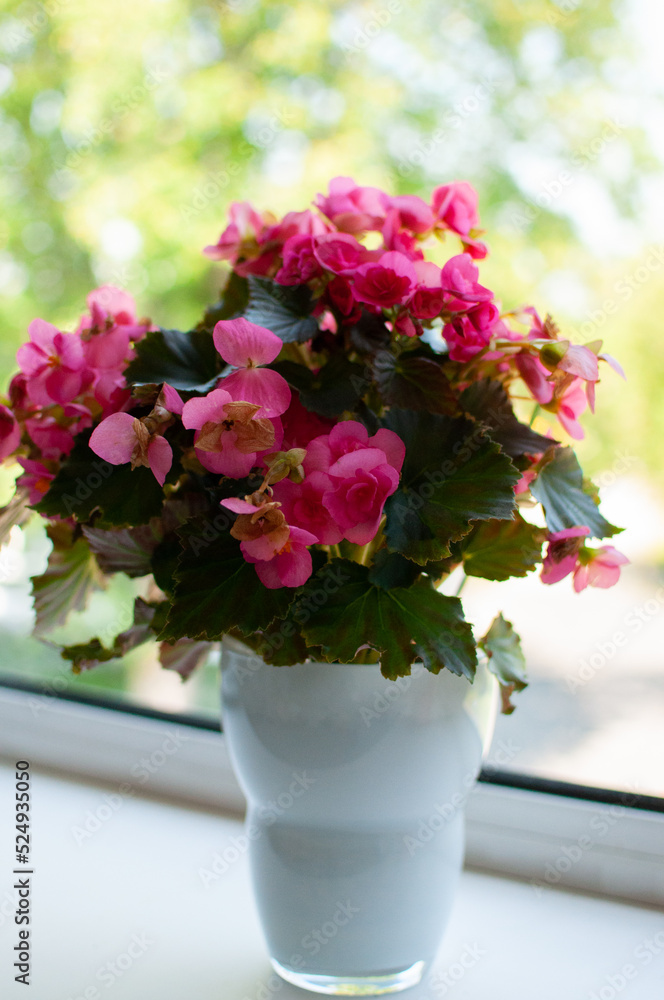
xmin=0 ymin=0 xmax=661 ymax=705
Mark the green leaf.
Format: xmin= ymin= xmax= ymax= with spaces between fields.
xmin=159 ymin=526 xmax=295 ymax=642
xmin=60 ymin=597 xmax=160 ymax=671
xmin=201 ymin=271 xmax=249 ymax=329
xmin=460 ymin=379 xmax=553 ymax=457
xmin=124 ymin=328 xmax=220 ymax=391
xmin=530 ymin=446 xmax=620 ymax=539
xmin=273 ymin=355 xmax=369 ymax=417
xmin=382 ymin=410 xmax=520 ymax=564
xmin=373 ymin=352 xmax=459 ymax=415
xmin=461 ymin=515 xmax=546 ymax=581
xmin=34 ymin=430 xmax=167 ymax=528
xmin=235 ymin=620 xmax=315 ymax=667
xmin=480 ymin=613 xmax=527 ymax=714
xmin=32 ymin=523 xmax=105 ymax=635
xmin=367 ymin=549 xmax=421 ymax=589
xmin=246 ymin=276 xmax=319 ymax=343
xmin=298 ymin=560 xmax=477 ymax=681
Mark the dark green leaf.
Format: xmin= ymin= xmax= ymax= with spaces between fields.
xmin=530 ymin=446 xmax=620 ymax=539
xmin=34 ymin=430 xmax=166 ymax=528
xmin=461 ymin=515 xmax=546 ymax=581
xmin=159 ymin=527 xmax=295 ymax=642
xmin=461 ymin=379 xmax=553 ymax=457
xmin=201 ymin=271 xmax=249 ymax=329
xmin=373 ymin=352 xmax=459 ymax=415
xmin=382 ymin=410 xmax=520 ymax=564
xmin=273 ymin=355 xmax=369 ymax=417
xmin=246 ymin=276 xmax=319 ymax=343
xmin=367 ymin=549 xmax=421 ymax=589
xmin=298 ymin=560 xmax=477 ymax=681
xmin=32 ymin=523 xmax=105 ymax=635
xmin=125 ymin=328 xmax=220 ymax=391
xmin=348 ymin=310 xmax=391 ymax=354
xmin=480 ymin=613 xmax=527 ymax=714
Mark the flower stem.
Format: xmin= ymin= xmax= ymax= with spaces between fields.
xmin=455 ymin=574 xmax=468 ymax=597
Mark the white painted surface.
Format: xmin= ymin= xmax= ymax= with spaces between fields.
xmin=0 ymin=764 xmax=662 ymax=1000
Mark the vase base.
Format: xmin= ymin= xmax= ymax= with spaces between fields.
xmin=270 ymin=958 xmax=426 ymax=995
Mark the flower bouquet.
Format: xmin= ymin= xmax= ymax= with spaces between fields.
xmin=0 ymin=176 xmax=626 ymax=707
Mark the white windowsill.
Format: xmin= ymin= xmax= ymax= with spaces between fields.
xmin=0 ymin=762 xmax=663 ymax=1000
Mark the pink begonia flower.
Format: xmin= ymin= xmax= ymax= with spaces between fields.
xmin=386 ymin=195 xmax=435 ymax=234
xmin=313 ymin=233 xmax=374 ymax=275
xmin=213 ymin=318 xmax=291 ymax=419
xmin=394 ymin=312 xmax=421 ymax=338
xmin=431 ymin=182 xmax=480 ymax=237
xmin=552 ymin=379 xmax=587 ymax=440
xmin=89 ymin=411 xmax=173 ymax=487
xmin=246 ymin=525 xmax=319 ymax=589
xmin=272 ymin=471 xmax=343 ymax=545
xmin=17 ymin=458 xmax=55 ymax=505
xmin=516 ymin=353 xmax=554 ymax=405
xmin=324 ymin=450 xmax=401 ymax=545
xmin=203 ymin=201 xmax=265 ymax=264
xmin=572 ymin=546 xmax=630 ymax=593
xmin=410 ymin=261 xmax=446 ymax=320
xmin=314 ymin=177 xmax=388 ymax=233
xmin=275 ymin=235 xmax=322 ymax=285
xmin=443 ymin=301 xmax=502 ymax=361
xmin=381 ymin=210 xmax=424 ymax=259
xmin=17 ymin=319 xmax=88 ymax=408
xmin=440 ymin=254 xmax=493 ymax=310
xmin=326 ymin=275 xmax=355 ymax=315
xmin=25 ymin=404 xmax=92 ymax=460
xmin=79 ymin=285 xmax=150 ymax=341
xmin=0 ymin=405 xmax=21 ymax=461
xmin=305 ymin=420 xmax=405 ymax=477
xmin=557 ymin=344 xmax=599 ymax=383
xmin=541 ymin=526 xmax=591 ymax=585
xmin=352 ymin=251 xmax=418 ymax=309
xmin=262 ymin=209 xmax=330 ymax=246
xmin=221 ymin=494 xmax=318 ymax=588
xmin=514 ymin=467 xmax=538 ymax=495
xmin=460 ymin=236 xmax=489 ymax=260
xmin=182 ymin=386 xmax=280 ymax=478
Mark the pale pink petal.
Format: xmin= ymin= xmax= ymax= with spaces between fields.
xmin=213 ymin=318 xmax=282 ymax=367
xmin=147 ymin=436 xmax=173 ymax=487
xmin=182 ymin=388 xmax=233 ymax=429
xmin=572 ymin=565 xmax=590 ymax=592
xmin=558 ymin=345 xmax=599 ymax=382
xmin=329 ymin=448 xmax=395 ymax=478
xmin=329 ymin=420 xmax=368 ymax=450
xmin=162 ymin=383 xmax=184 ymax=415
xmin=255 ymin=544 xmax=314 ymax=589
xmin=53 ymin=331 xmax=85 ymax=370
xmin=84 ymin=328 xmax=131 ymax=369
xmin=343 ymin=515 xmax=383 ymax=546
xmin=27 ymin=318 xmax=59 ymax=354
xmin=43 ymin=367 xmax=85 ymax=405
xmin=196 ymin=443 xmax=257 ymax=478
xmin=87 ymin=285 xmax=136 ymax=322
xmin=548 ymin=526 xmax=591 ymax=542
xmin=542 ymin=553 xmax=579 ymax=585
xmin=600 ymin=353 xmax=626 ymax=379
xmin=89 ymin=412 xmax=137 ymax=465
xmin=221 ymin=367 xmax=291 ymax=418
xmin=220 ymin=497 xmax=260 ymax=514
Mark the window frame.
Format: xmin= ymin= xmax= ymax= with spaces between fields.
xmin=1 ymin=674 xmax=662 ymax=907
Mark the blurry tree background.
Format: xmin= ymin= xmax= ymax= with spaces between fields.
xmin=0 ymin=0 xmax=662 ymax=789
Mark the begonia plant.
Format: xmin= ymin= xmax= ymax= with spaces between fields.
xmin=0 ymin=179 xmax=627 ymax=710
